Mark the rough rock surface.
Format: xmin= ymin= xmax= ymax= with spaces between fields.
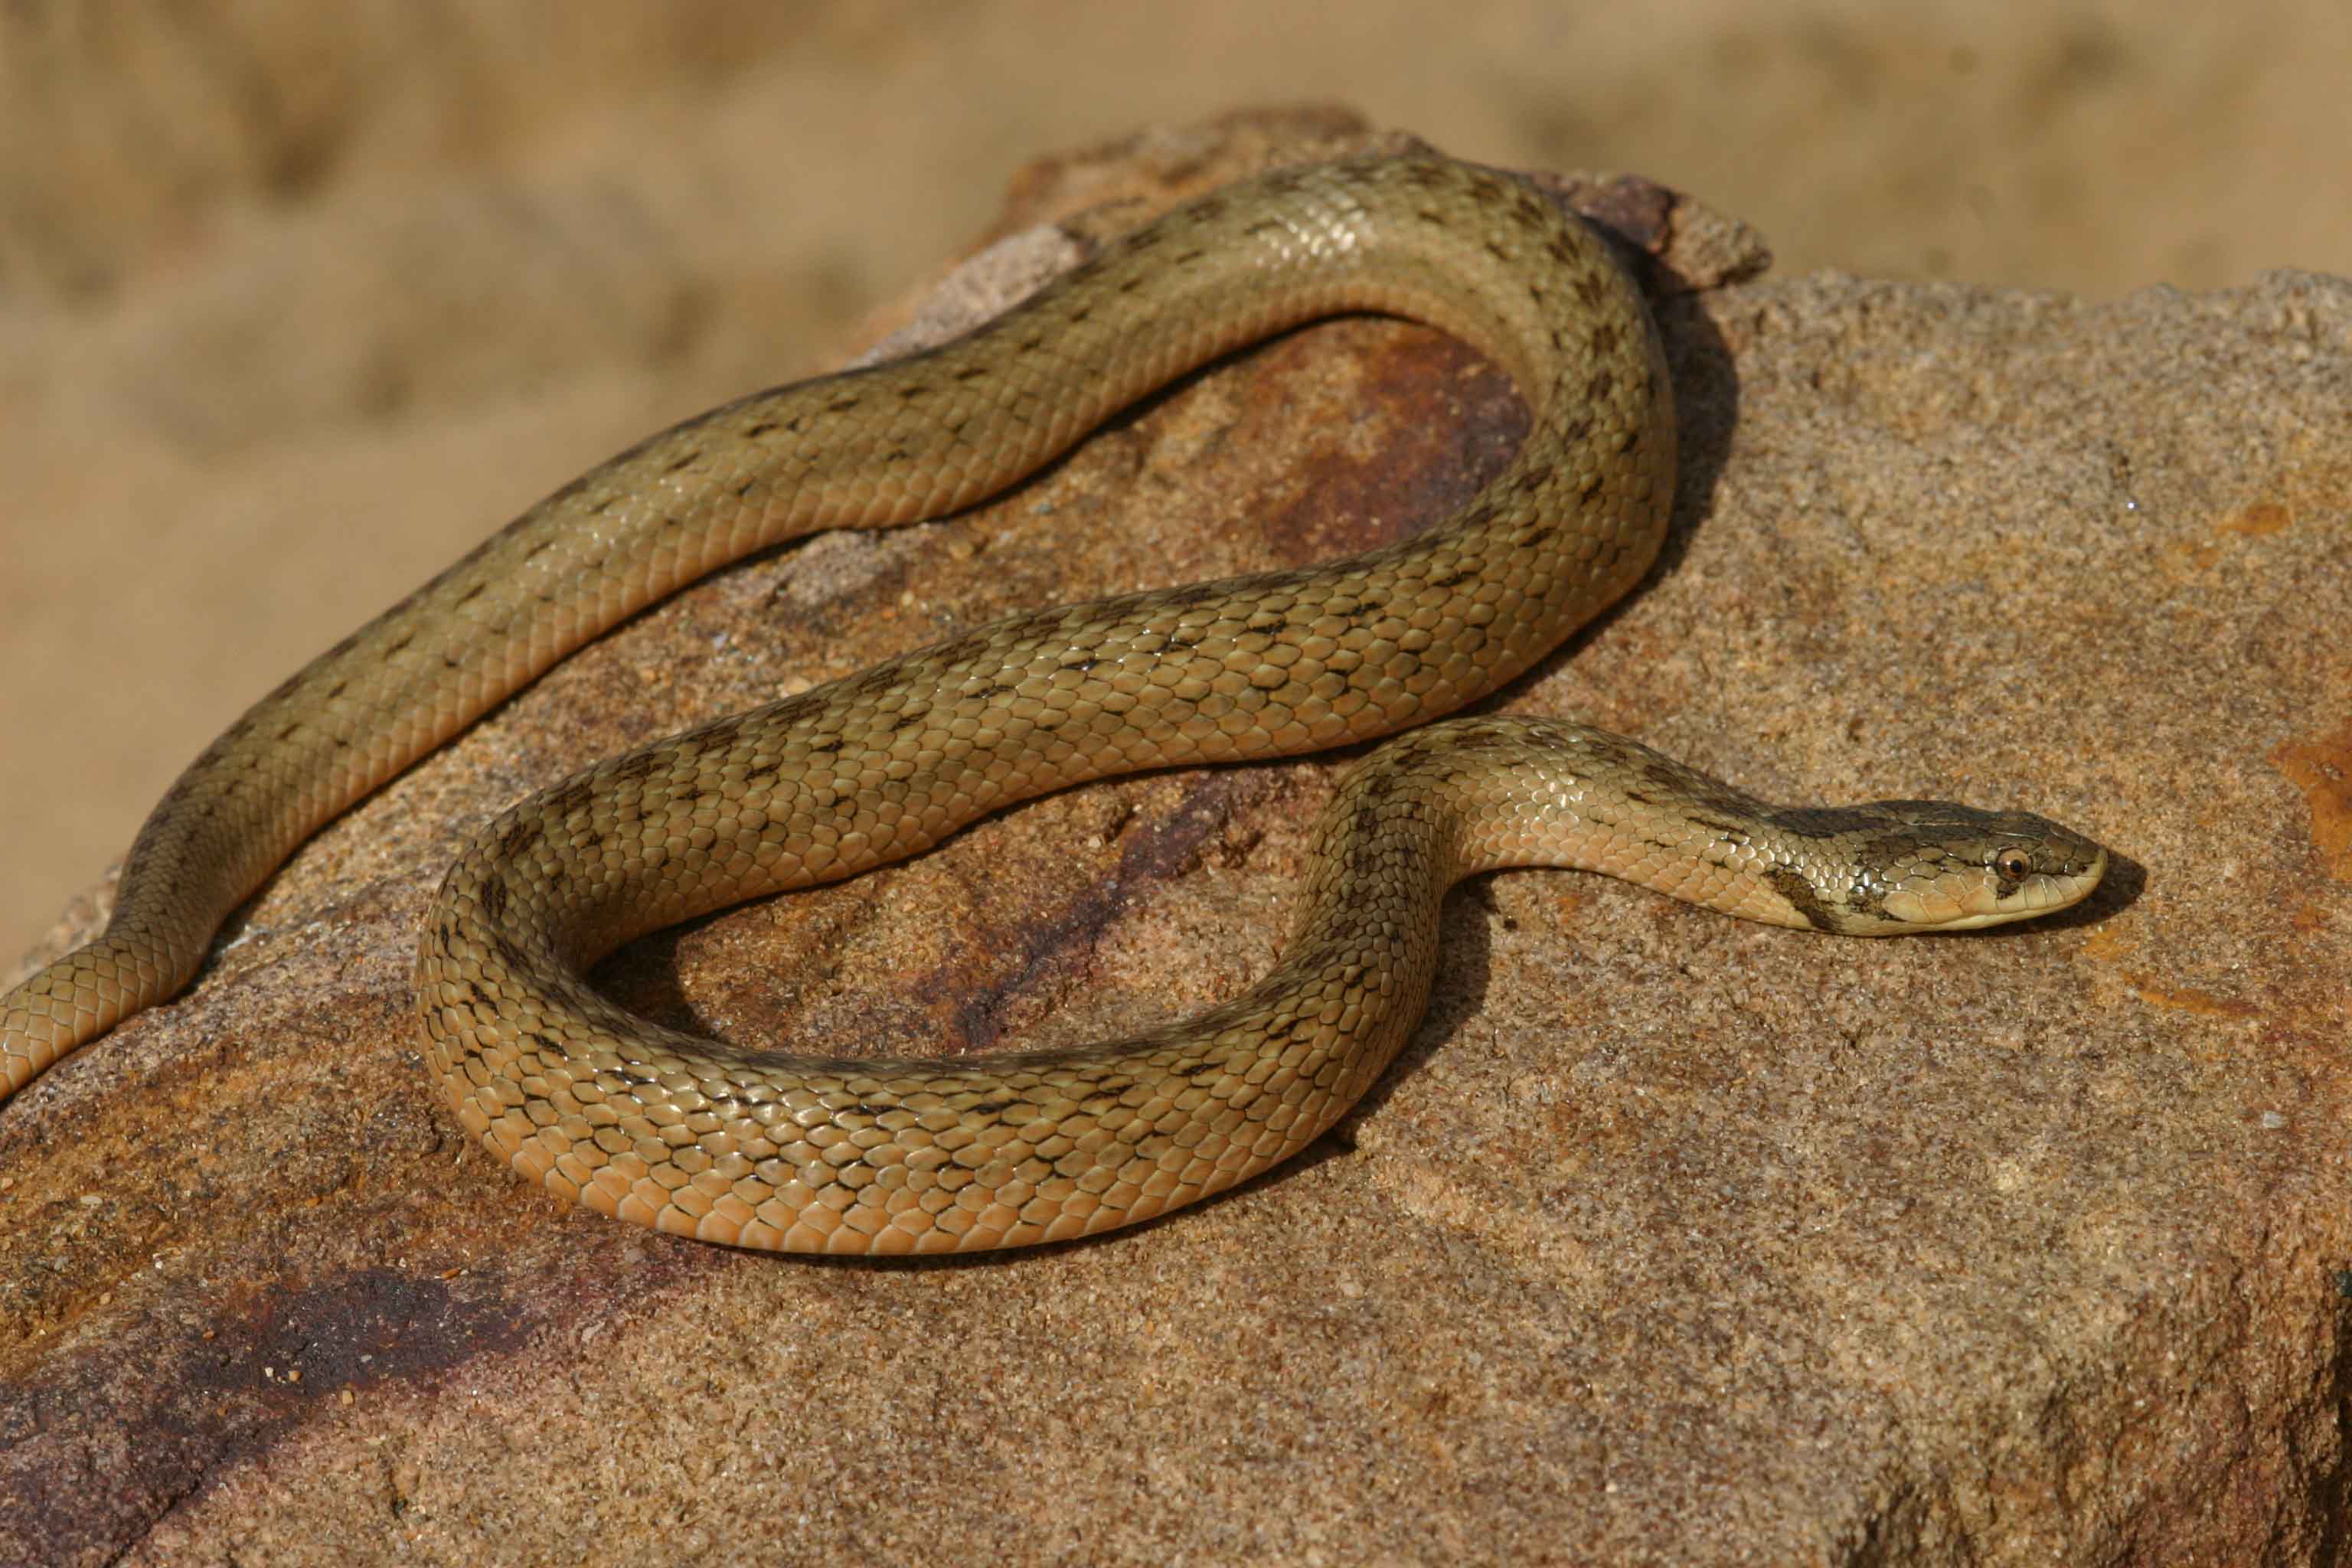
xmin=2 ymin=113 xmax=2346 ymax=1567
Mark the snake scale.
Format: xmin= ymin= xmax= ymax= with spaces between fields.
xmin=0 ymin=152 xmax=2105 ymax=1255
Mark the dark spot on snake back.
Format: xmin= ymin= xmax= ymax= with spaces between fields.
xmin=495 ymin=815 xmax=543 ymax=861
xmin=609 ymin=751 xmax=665 ymax=786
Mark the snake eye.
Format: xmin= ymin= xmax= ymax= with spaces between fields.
xmin=1993 ymin=846 xmax=2033 ymax=885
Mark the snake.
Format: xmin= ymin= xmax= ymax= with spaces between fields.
xmin=0 ymin=152 xmax=2105 ymax=1256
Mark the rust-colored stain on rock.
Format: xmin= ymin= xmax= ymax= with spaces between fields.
xmin=2125 ymin=979 xmax=2265 ymax=1020
xmin=2271 ymin=723 xmax=2352 ymax=880
xmin=2217 ymin=498 xmax=2293 ymax=536
xmin=1253 ymin=325 xmax=1528 ymax=567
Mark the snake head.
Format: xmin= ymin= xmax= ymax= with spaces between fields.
xmin=1822 ymin=803 xmax=2109 ymax=934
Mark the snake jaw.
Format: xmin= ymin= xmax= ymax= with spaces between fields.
xmin=1864 ymin=815 xmax=2109 ymax=933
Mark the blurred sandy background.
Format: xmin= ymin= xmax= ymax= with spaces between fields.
xmin=5 ymin=0 xmax=2348 ymax=963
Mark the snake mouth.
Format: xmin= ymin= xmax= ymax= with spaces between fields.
xmin=1877 ymin=843 xmax=2109 ymax=931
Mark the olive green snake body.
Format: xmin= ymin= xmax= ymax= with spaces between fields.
xmin=0 ymin=153 xmax=2105 ymax=1254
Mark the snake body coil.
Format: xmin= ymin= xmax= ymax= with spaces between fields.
xmin=0 ymin=154 xmax=2103 ymax=1254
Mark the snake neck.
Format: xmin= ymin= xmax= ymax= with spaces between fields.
xmin=1334 ymin=714 xmax=2105 ymax=936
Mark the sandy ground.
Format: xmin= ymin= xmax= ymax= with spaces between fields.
xmin=5 ymin=0 xmax=2349 ymax=962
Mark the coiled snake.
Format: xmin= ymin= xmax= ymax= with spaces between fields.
xmin=0 ymin=152 xmax=2105 ymax=1254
